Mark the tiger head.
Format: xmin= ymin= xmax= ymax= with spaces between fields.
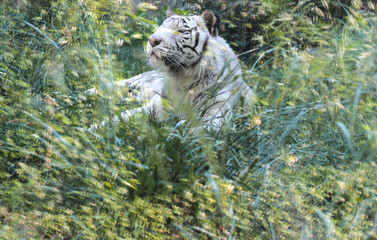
xmin=146 ymin=9 xmax=218 ymax=71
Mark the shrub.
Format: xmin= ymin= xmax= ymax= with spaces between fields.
xmin=1 ymin=0 xmax=376 ymax=239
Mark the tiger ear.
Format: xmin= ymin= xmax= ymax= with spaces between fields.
xmin=201 ymin=9 xmax=218 ymax=37
xmin=166 ymin=9 xmax=176 ymax=18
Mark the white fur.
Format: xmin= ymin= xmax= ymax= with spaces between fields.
xmin=89 ymin=11 xmax=253 ymax=131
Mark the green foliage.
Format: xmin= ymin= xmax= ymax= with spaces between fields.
xmin=1 ymin=0 xmax=377 ymax=239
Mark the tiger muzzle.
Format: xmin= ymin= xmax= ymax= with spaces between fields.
xmin=148 ymin=35 xmax=162 ymax=47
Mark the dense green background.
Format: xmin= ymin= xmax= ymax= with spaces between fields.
xmin=1 ymin=0 xmax=377 ymax=239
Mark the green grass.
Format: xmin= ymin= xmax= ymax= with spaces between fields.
xmin=0 ymin=1 xmax=377 ymax=239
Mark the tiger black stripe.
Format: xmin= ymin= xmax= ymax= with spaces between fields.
xmin=174 ymin=39 xmax=184 ymax=52
xmin=193 ymin=92 xmax=204 ymax=103
xmin=194 ymin=32 xmax=200 ymax=49
xmin=182 ymin=31 xmax=200 ymax=54
xmin=202 ymin=36 xmax=208 ymax=52
xmin=182 ymin=45 xmax=198 ymax=54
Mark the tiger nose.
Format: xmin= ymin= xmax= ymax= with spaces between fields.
xmin=148 ymin=35 xmax=162 ymax=47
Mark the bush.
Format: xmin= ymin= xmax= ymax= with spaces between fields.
xmin=1 ymin=0 xmax=377 ymax=239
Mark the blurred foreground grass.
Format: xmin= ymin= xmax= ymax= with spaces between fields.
xmin=0 ymin=0 xmax=377 ymax=239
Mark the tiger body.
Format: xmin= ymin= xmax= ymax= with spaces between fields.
xmin=89 ymin=10 xmax=252 ymax=130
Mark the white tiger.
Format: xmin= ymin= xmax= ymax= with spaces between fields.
xmin=89 ymin=9 xmax=253 ymax=130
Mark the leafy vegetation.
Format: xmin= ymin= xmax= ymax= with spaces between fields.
xmin=1 ymin=0 xmax=377 ymax=239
